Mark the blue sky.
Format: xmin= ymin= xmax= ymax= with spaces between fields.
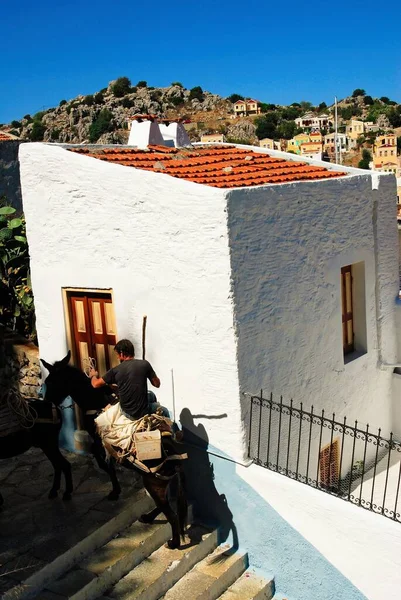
xmin=1 ymin=0 xmax=401 ymax=123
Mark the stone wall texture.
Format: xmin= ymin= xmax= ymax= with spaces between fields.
xmin=0 ymin=140 xmax=23 ymax=210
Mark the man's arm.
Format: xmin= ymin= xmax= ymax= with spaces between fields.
xmin=147 ymin=362 xmax=160 ymax=388
xmin=89 ymin=369 xmax=107 ymax=389
xmin=150 ymin=375 xmax=161 ymax=388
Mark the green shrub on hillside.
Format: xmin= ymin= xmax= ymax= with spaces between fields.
xmin=112 ymin=77 xmax=132 ymax=98
xmin=228 ymin=94 xmax=244 ymax=103
xmin=352 ymin=89 xmax=366 ymax=97
xmin=11 ymin=121 xmax=21 ymax=129
xmin=29 ymin=122 xmax=46 ymax=141
xmin=172 ymin=82 xmax=183 ymax=87
xmin=83 ymin=95 xmax=95 ymax=106
xmin=59 ymin=99 xmax=67 ymax=106
xmin=89 ymin=109 xmax=113 ymax=142
xmin=358 ymin=149 xmax=371 ymax=169
xmin=136 ymin=81 xmax=147 ymax=88
xmin=189 ymin=86 xmax=204 ymax=102
xmin=122 ymin=97 xmax=135 ymax=108
xmin=94 ymin=92 xmax=104 ymax=104
xmin=170 ymin=96 xmax=184 ymax=107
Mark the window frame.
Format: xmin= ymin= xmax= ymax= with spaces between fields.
xmin=341 ymin=265 xmax=355 ymax=355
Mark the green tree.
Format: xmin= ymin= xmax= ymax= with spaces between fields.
xmin=11 ymin=120 xmax=21 ymax=129
xmin=255 ymin=113 xmax=279 ymax=139
xmin=59 ymin=99 xmax=67 ymax=106
xmin=300 ymin=101 xmax=313 ymax=111
xmin=83 ymin=94 xmax=94 ymax=106
xmin=363 ymin=95 xmax=374 ymax=105
xmin=318 ymin=102 xmax=327 ymax=112
xmin=380 ymin=97 xmax=390 ymax=104
xmin=358 ymin=149 xmax=371 ymax=169
xmin=0 ymin=202 xmax=36 ymax=340
xmin=94 ymin=92 xmax=104 ymax=104
xmin=388 ymin=108 xmax=401 ymax=128
xmin=277 ymin=120 xmax=297 ymax=139
xmin=122 ymin=97 xmax=135 ymax=108
xmin=112 ymin=77 xmax=132 ymax=97
xmin=228 ymin=94 xmax=244 ymax=103
xmin=171 ymin=82 xmax=183 ymax=87
xmin=89 ymin=109 xmax=114 ymax=142
xmin=189 ymin=86 xmax=204 ymax=102
xmin=29 ymin=122 xmax=46 ymax=141
xmin=280 ymin=107 xmax=299 ymax=120
xmin=136 ymin=80 xmax=147 ymax=88
xmin=23 ymin=114 xmax=32 ymax=121
xmin=352 ymin=88 xmax=366 ymax=97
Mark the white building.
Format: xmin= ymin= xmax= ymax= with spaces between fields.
xmin=18 ymin=134 xmax=401 ymax=599
xmin=19 ymin=136 xmax=400 ymax=467
xmin=295 ymin=112 xmax=333 ymax=130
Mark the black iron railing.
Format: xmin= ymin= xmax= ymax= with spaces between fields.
xmin=247 ymin=392 xmax=401 ymax=522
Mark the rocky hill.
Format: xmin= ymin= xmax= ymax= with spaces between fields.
xmin=2 ymin=79 xmax=400 ymax=147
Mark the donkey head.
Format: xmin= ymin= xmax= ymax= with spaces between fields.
xmin=41 ymin=350 xmax=72 ymax=406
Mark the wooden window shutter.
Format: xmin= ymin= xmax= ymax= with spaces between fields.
xmin=341 ymin=265 xmax=354 ymax=354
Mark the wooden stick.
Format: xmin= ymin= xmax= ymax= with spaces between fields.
xmin=142 ymin=315 xmax=147 ymax=360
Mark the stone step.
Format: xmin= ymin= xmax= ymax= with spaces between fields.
xmin=3 ymin=489 xmax=155 ymax=600
xmin=50 ymin=520 xmax=172 ymax=600
xmin=161 ymin=544 xmax=248 ymax=600
xmin=108 ymin=526 xmax=218 ymax=600
xmin=217 ymin=570 xmax=275 ymax=600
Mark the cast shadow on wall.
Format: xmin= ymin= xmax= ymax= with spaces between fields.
xmin=179 ymin=408 xmax=239 ymax=553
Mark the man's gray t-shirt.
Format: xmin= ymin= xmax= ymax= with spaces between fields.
xmin=102 ymin=359 xmax=156 ymax=419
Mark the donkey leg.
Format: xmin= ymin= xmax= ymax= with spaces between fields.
xmin=139 ymin=506 xmax=162 ymax=524
xmin=92 ymin=440 xmax=121 ymax=500
xmin=41 ymin=444 xmax=63 ymax=499
xmin=143 ymin=476 xmax=181 ymax=549
xmin=60 ymin=454 xmax=73 ymax=501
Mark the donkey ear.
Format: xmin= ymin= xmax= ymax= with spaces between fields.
xmin=40 ymin=359 xmax=53 ymax=373
xmin=60 ymin=350 xmax=71 ymax=367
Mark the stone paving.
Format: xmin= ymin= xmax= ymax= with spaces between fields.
xmin=0 ymin=447 xmax=143 ymax=595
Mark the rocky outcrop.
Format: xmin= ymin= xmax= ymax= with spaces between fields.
xmin=10 ymin=82 xmax=232 ymax=145
xmin=227 ymin=119 xmax=257 ymax=143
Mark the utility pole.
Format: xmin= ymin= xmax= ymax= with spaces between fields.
xmin=334 ymin=96 xmax=338 ymax=164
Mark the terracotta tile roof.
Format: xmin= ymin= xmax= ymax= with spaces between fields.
xmin=68 ymin=145 xmax=346 ymax=188
xmin=0 ymin=132 xmax=18 ymax=142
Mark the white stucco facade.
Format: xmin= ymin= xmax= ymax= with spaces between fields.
xmin=19 ymin=142 xmax=401 ymax=465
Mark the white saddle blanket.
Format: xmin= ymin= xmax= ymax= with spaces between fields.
xmin=95 ymin=403 xmax=173 ymax=461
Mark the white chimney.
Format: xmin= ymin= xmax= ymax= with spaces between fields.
xmin=127 ymin=115 xmax=165 ymax=148
xmin=158 ymin=120 xmax=192 ymax=148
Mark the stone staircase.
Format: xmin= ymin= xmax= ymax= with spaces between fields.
xmin=5 ymin=489 xmax=274 ymax=600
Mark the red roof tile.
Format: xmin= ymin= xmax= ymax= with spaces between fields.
xmin=0 ymin=132 xmax=18 ymax=142
xmin=68 ymin=145 xmax=346 ymax=188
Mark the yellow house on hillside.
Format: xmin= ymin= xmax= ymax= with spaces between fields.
xmin=287 ymin=133 xmax=310 ymax=154
xmin=233 ymin=99 xmax=261 ymax=117
xmin=373 ymin=134 xmax=398 ymax=173
xmin=259 ymin=138 xmax=281 ymax=150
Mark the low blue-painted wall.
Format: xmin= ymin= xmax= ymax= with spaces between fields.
xmin=179 ymin=410 xmax=367 ymax=600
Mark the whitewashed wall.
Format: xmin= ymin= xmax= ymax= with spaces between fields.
xmin=226 ymin=173 xmax=399 ymax=461
xmin=19 ymin=143 xmax=244 ymax=461
xmin=19 ymin=142 xmax=401 ymax=464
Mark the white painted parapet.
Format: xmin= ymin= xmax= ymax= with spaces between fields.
xmin=159 ymin=122 xmax=192 ymax=148
xmin=128 ymin=116 xmax=165 ymax=148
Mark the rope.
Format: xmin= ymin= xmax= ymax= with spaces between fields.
xmin=1 ymin=388 xmax=37 ymax=429
xmin=82 ymin=356 xmax=97 ymax=378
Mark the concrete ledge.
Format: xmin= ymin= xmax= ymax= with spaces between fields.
xmin=217 ymin=570 xmax=275 ymax=600
xmin=110 ymin=527 xmax=218 ymax=600
xmin=163 ymin=544 xmax=248 ymax=600
xmin=3 ymin=490 xmax=154 ymax=600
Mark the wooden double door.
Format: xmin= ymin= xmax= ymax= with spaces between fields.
xmin=67 ymin=292 xmax=119 ymax=376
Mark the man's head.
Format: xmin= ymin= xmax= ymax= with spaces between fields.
xmin=114 ymin=339 xmax=135 ymax=362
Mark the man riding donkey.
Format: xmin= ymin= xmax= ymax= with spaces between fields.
xmin=89 ymin=338 xmax=185 ymax=475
